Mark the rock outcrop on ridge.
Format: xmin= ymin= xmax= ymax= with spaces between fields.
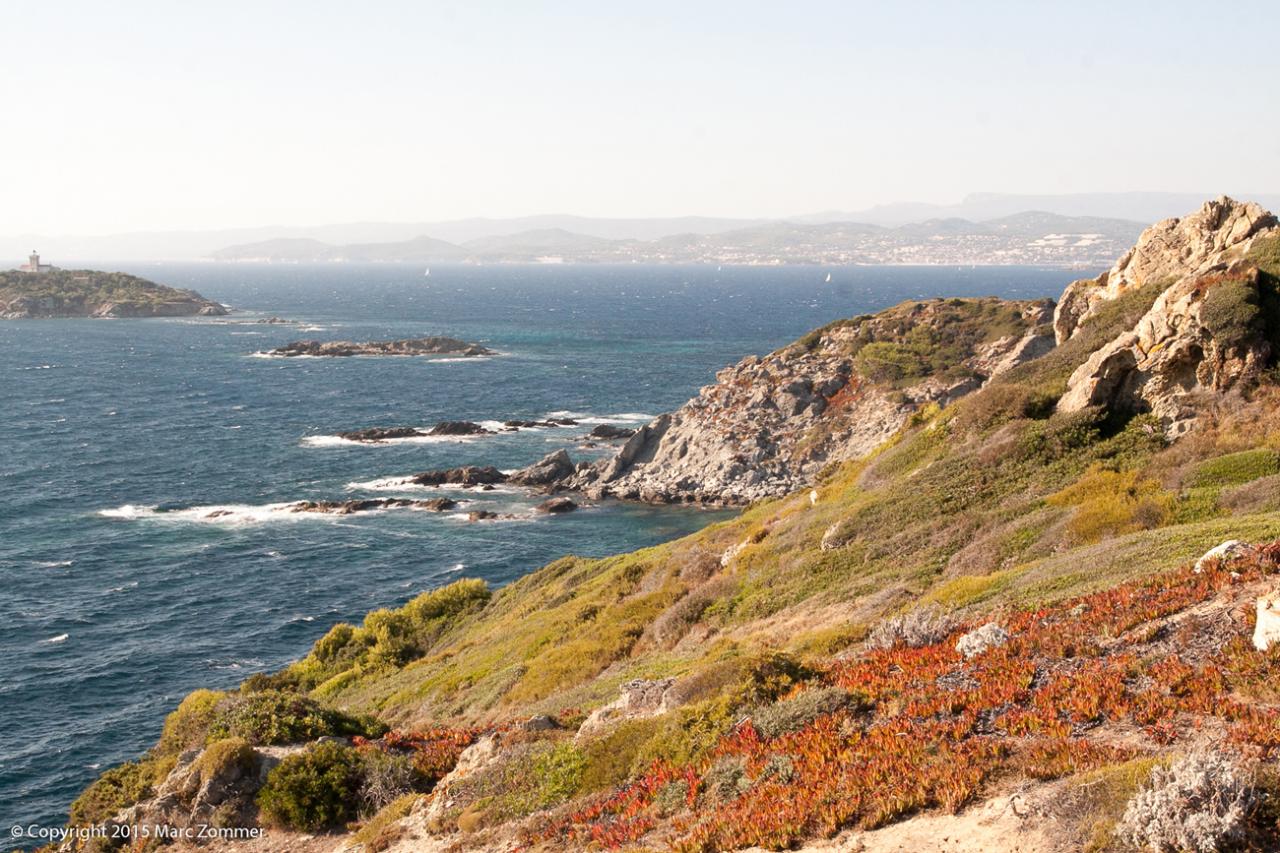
xmin=559 ymin=298 xmax=1056 ymax=504
xmin=1055 ymin=197 xmax=1279 ymax=435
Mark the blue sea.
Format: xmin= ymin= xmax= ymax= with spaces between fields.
xmin=0 ymin=263 xmax=1085 ymax=839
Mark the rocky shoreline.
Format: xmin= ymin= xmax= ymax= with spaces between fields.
xmin=263 ymin=337 xmax=493 ymax=357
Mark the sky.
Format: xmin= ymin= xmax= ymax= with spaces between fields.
xmin=1 ymin=0 xmax=1278 ymax=234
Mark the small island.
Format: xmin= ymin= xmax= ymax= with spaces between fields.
xmin=0 ymin=253 xmax=227 ymax=319
xmin=262 ymin=336 xmax=494 ymax=357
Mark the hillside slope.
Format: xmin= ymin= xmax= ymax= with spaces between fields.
xmin=57 ymin=199 xmax=1280 ymax=853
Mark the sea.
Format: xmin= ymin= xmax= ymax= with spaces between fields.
xmin=0 ymin=262 xmax=1087 ymax=839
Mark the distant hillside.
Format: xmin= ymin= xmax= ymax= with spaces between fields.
xmin=210 ymin=211 xmax=1145 ymax=266
xmin=0 ymin=269 xmax=226 ymax=318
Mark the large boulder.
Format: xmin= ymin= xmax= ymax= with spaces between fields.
xmin=508 ymin=449 xmax=576 ymax=487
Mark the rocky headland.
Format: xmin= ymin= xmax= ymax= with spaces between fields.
xmin=61 ymin=199 xmax=1280 ymax=853
xmin=263 ymin=337 xmax=493 ymax=357
xmin=0 ymin=269 xmax=227 ymax=319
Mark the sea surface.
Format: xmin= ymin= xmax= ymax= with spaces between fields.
xmin=0 ymin=262 xmax=1087 ymax=838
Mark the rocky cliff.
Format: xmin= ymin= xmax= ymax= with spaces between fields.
xmin=1055 ymin=197 xmax=1279 ymax=435
xmin=559 ymin=297 xmax=1055 ymax=504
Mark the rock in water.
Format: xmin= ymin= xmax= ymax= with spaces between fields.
xmin=409 ymin=466 xmax=507 ymax=487
xmin=535 ymin=497 xmax=578 ymax=514
xmin=427 ymin=421 xmax=492 ymax=436
xmin=263 ymin=336 xmax=493 ymax=357
xmin=288 ymin=498 xmax=457 ymax=514
xmin=336 ymin=426 xmax=424 ymax=442
xmin=509 ymin=449 xmax=577 ymax=487
xmin=588 ymin=424 xmax=637 ymax=439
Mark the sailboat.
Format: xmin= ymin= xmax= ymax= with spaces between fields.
xmin=824 ymin=272 xmax=832 ymax=283
xmin=424 ymin=268 xmax=431 ymax=278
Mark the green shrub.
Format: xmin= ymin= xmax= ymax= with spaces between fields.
xmin=1020 ymin=408 xmax=1105 ymax=462
xmin=752 ymin=687 xmax=865 ymax=740
xmin=1201 ymin=278 xmax=1263 ymax=349
xmin=69 ymin=761 xmax=159 ymax=825
xmin=257 ymin=740 xmax=364 ymax=831
xmin=207 ymin=690 xmax=385 ymax=745
xmin=1190 ymin=449 xmax=1280 ymax=488
xmin=196 ymin=737 xmax=256 ymax=779
xmin=157 ymin=688 xmax=226 ymax=756
xmin=403 ymin=578 xmax=490 ymax=624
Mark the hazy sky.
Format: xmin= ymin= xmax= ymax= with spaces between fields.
xmin=2 ymin=0 xmax=1277 ymax=234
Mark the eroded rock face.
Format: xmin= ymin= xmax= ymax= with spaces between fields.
xmin=1056 ymin=197 xmax=1279 ymax=435
xmin=562 ymin=298 xmax=1055 ymax=505
xmin=1054 ymin=196 xmax=1278 ymax=344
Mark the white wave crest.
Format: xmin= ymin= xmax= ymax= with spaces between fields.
xmin=42 ymin=634 xmax=69 ymax=644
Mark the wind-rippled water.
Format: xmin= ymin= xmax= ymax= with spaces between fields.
xmin=0 ymin=262 xmax=1083 ymax=838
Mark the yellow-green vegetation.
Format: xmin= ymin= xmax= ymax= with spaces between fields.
xmin=351 ymin=793 xmax=421 ymax=852
xmin=1048 ymin=466 xmax=1175 ymax=544
xmin=1068 ymin=756 xmax=1170 ymax=853
xmin=1190 ymin=448 xmax=1280 ymax=488
xmin=196 ymin=736 xmax=256 ymax=779
xmin=68 ymin=761 xmax=163 ymax=826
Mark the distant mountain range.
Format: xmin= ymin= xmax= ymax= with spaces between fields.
xmin=6 ymin=192 xmax=1278 ymax=263
xmin=210 ymin=212 xmax=1148 ymax=267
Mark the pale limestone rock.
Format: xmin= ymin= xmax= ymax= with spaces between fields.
xmin=575 ymin=678 xmax=676 ymax=741
xmin=1057 ymin=197 xmax=1279 ymax=435
xmin=1054 ymin=196 xmax=1278 ymax=343
xmin=956 ymin=623 xmax=1008 ymax=659
xmin=1194 ymin=540 xmax=1248 ymax=573
xmin=1254 ymin=592 xmax=1280 ymax=652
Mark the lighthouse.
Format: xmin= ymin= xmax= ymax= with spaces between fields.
xmin=19 ymin=251 xmax=53 ymax=273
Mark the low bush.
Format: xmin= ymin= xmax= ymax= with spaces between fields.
xmin=1201 ymin=278 xmax=1264 ymax=350
xmin=1115 ymin=750 xmax=1253 ymax=853
xmin=752 ymin=687 xmax=864 ymax=740
xmin=257 ymin=740 xmax=365 ymax=831
xmin=359 ymin=749 xmax=421 ymax=814
xmin=1190 ymin=449 xmax=1280 ymax=488
xmin=207 ymin=690 xmax=385 ymax=745
xmin=1048 ymin=466 xmax=1174 ymax=544
xmin=156 ymin=688 xmax=226 ymax=756
xmin=196 ymin=736 xmax=256 ymax=780
xmin=865 ymin=604 xmax=956 ymax=650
